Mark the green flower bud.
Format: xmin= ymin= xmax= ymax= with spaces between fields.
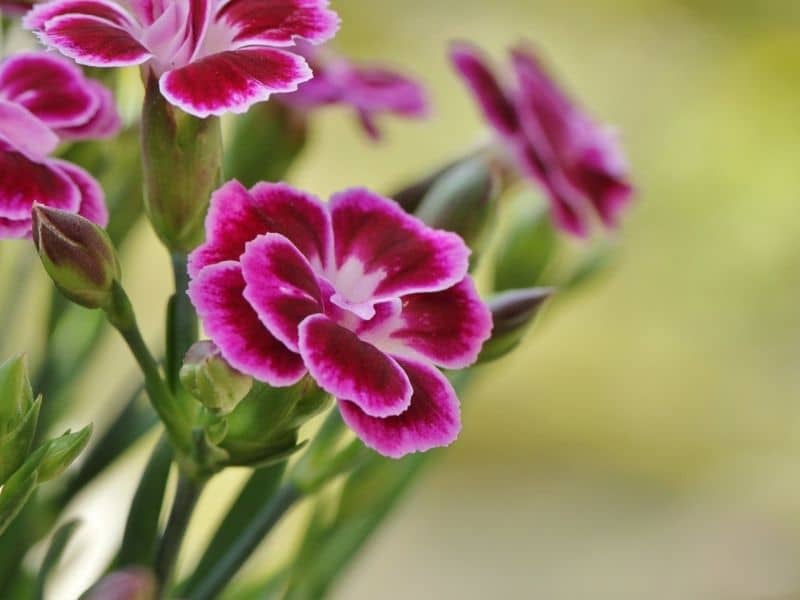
xmin=0 ymin=356 xmax=40 ymax=485
xmin=180 ymin=341 xmax=252 ymax=416
xmin=141 ymin=74 xmax=223 ymax=252
xmin=478 ymin=287 xmax=553 ymax=363
xmin=414 ymin=156 xmax=500 ymax=262
xmin=224 ymin=101 xmax=308 ymax=187
xmin=32 ymin=205 xmax=121 ymax=310
xmin=493 ymin=194 xmax=558 ymax=292
xmin=221 ymin=379 xmax=330 ymax=468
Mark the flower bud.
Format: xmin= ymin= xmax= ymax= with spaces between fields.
xmin=0 ymin=356 xmax=40 ymax=485
xmin=414 ymin=155 xmax=500 ymax=261
xmin=180 ymin=341 xmax=252 ymax=416
xmin=221 ymin=379 xmax=330 ymax=468
xmin=493 ymin=193 xmax=558 ymax=291
xmin=478 ymin=287 xmax=553 ymax=363
xmin=224 ymin=101 xmax=308 ymax=187
xmin=141 ymin=74 xmax=222 ymax=252
xmin=37 ymin=424 xmax=92 ymax=483
xmin=85 ymin=568 xmax=157 ymax=600
xmin=32 ymin=205 xmax=121 ymax=310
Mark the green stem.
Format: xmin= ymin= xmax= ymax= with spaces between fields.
xmin=154 ymin=473 xmax=205 ymax=596
xmin=190 ymin=483 xmax=301 ymax=600
xmin=106 ymin=283 xmax=190 ymax=452
xmin=166 ymin=252 xmax=197 ymax=392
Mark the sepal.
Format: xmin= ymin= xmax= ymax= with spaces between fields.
xmin=180 ymin=341 xmax=252 ymax=417
xmin=478 ymin=287 xmax=553 ymax=363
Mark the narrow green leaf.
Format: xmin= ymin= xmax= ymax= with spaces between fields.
xmin=0 ymin=396 xmax=41 ymax=486
xmin=0 ymin=446 xmax=47 ymax=537
xmin=115 ymin=436 xmax=172 ymax=567
xmin=34 ymin=519 xmax=81 ymax=600
xmin=180 ymin=462 xmax=287 ymax=595
xmin=38 ymin=424 xmax=92 ymax=483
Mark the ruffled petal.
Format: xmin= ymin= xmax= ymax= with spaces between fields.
xmin=450 ymin=41 xmax=520 ymax=138
xmin=159 ymin=47 xmax=311 ymax=117
xmin=298 ymin=314 xmax=411 ymax=418
xmin=360 ymin=278 xmax=492 ymax=370
xmin=51 ymin=159 xmax=108 ymax=227
xmin=339 ymin=358 xmax=461 ymax=459
xmin=188 ymin=261 xmax=307 ymax=386
xmin=188 ymin=180 xmax=331 ymax=276
xmin=241 ymin=233 xmax=323 ymax=352
xmin=328 ymin=188 xmax=469 ymax=314
xmin=56 ymin=79 xmax=122 ymax=140
xmin=0 ymin=52 xmax=97 ymax=129
xmin=33 ymin=14 xmax=153 ymax=67
xmin=0 ymin=100 xmax=58 ymax=160
xmin=217 ymin=0 xmax=339 ymax=47
xmin=0 ymin=149 xmax=80 ymax=221
xmin=24 ymin=0 xmax=139 ymax=29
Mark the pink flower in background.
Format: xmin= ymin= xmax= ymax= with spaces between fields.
xmin=0 ymin=0 xmax=35 ymax=15
xmin=25 ymin=0 xmax=340 ymax=118
xmin=279 ymin=42 xmax=429 ymax=139
xmin=451 ymin=42 xmax=633 ymax=237
xmin=0 ymin=52 xmax=119 ymax=238
xmin=188 ymin=181 xmax=492 ymax=458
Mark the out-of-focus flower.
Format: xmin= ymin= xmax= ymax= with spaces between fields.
xmin=188 ymin=182 xmax=492 ymax=458
xmin=0 ymin=52 xmax=119 ymax=238
xmin=279 ymin=42 xmax=428 ymax=139
xmin=0 ymin=0 xmax=34 ymax=15
xmin=25 ymin=0 xmax=340 ymax=118
xmin=85 ymin=568 xmax=156 ymax=600
xmin=450 ymin=42 xmax=633 ymax=237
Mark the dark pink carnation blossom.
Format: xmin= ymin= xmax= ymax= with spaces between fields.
xmin=0 ymin=52 xmax=120 ymax=238
xmin=450 ymin=42 xmax=633 ymax=238
xmin=188 ymin=181 xmax=492 ymax=458
xmin=24 ymin=0 xmax=340 ymax=118
xmin=279 ymin=42 xmax=429 ymax=139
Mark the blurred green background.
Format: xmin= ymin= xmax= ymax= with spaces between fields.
xmin=8 ymin=0 xmax=800 ymax=598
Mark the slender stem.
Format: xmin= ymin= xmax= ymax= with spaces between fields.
xmin=107 ymin=283 xmax=190 ymax=451
xmin=190 ymin=483 xmax=301 ymax=600
xmin=154 ymin=473 xmax=205 ymax=596
xmin=166 ymin=252 xmax=197 ymax=391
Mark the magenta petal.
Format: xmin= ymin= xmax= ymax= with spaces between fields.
xmin=218 ymin=0 xmax=339 ymax=47
xmin=24 ymin=0 xmax=138 ymax=29
xmin=248 ymin=182 xmax=332 ymax=270
xmin=339 ymin=358 xmax=461 ymax=459
xmin=188 ymin=261 xmax=307 ymax=386
xmin=36 ymin=14 xmax=152 ymax=67
xmin=189 ymin=180 xmax=272 ymax=277
xmin=56 ymin=80 xmax=121 ymax=140
xmin=0 ymin=216 xmax=33 ymax=240
xmin=241 ymin=233 xmax=323 ymax=352
xmin=298 ymin=314 xmax=411 ymax=418
xmin=0 ymin=150 xmax=79 ymax=220
xmin=159 ymin=48 xmax=312 ymax=118
xmin=52 ymin=159 xmax=108 ymax=227
xmin=188 ymin=180 xmax=331 ymax=277
xmin=329 ymin=188 xmax=470 ymax=304
xmin=0 ymin=100 xmax=58 ymax=160
xmin=0 ymin=52 xmax=97 ymax=129
xmin=366 ymin=278 xmax=492 ymax=370
xmin=450 ymin=42 xmax=520 ymax=138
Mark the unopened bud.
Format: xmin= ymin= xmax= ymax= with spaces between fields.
xmin=180 ymin=341 xmax=252 ymax=416
xmin=493 ymin=194 xmax=558 ymax=291
xmin=225 ymin=101 xmax=308 ymax=187
xmin=85 ymin=568 xmax=157 ymax=600
xmin=414 ymin=156 xmax=500 ymax=261
xmin=141 ymin=74 xmax=222 ymax=252
xmin=32 ymin=205 xmax=120 ymax=310
xmin=479 ymin=287 xmax=553 ymax=363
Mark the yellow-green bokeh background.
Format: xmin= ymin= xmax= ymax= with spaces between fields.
xmin=8 ymin=0 xmax=800 ymax=598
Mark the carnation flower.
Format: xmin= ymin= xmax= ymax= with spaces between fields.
xmin=451 ymin=41 xmax=633 ymax=237
xmin=0 ymin=52 xmax=119 ymax=238
xmin=279 ymin=41 xmax=429 ymax=139
xmin=188 ymin=181 xmax=492 ymax=458
xmin=25 ymin=0 xmax=340 ymax=117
